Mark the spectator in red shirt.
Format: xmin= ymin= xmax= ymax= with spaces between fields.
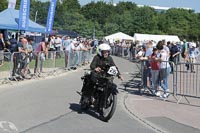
xmin=150 ymin=47 xmax=160 ymax=96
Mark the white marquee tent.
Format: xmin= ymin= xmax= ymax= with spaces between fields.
xmin=134 ymin=33 xmax=180 ymax=43
xmin=105 ymin=32 xmax=135 ymax=42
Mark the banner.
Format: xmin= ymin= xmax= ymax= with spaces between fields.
xmin=8 ymin=0 xmax=17 ymax=9
xmin=18 ymin=0 xmax=30 ymax=31
xmin=46 ymin=0 xmax=57 ymax=33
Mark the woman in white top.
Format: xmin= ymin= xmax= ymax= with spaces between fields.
xmin=156 ymin=41 xmax=171 ymax=98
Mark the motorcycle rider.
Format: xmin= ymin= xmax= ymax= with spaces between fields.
xmin=81 ymin=43 xmax=123 ymax=101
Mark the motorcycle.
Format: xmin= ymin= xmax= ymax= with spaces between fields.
xmin=78 ymin=65 xmax=119 ymax=122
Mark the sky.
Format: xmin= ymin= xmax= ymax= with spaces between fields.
xmin=40 ymin=0 xmax=200 ymax=13
xmin=81 ymin=0 xmax=200 ymax=12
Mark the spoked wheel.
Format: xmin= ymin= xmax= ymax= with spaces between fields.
xmin=99 ymin=93 xmax=117 ymax=122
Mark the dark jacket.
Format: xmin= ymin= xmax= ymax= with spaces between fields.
xmin=90 ymin=54 xmax=121 ymax=76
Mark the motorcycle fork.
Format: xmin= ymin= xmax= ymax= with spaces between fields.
xmin=99 ymin=84 xmax=109 ymax=111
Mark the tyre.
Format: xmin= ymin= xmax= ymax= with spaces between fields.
xmin=99 ymin=93 xmax=117 ymax=122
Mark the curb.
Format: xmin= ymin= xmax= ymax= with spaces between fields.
xmin=122 ymin=92 xmax=168 ymax=133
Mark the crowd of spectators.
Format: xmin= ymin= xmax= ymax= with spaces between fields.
xmin=0 ymin=32 xmax=94 ymax=80
xmin=134 ymin=39 xmax=199 ymax=98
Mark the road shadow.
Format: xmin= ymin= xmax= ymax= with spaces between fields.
xmin=69 ymin=103 xmax=102 ymax=121
xmin=119 ymin=72 xmax=144 ymax=95
xmin=120 ymin=72 xmax=142 ymax=89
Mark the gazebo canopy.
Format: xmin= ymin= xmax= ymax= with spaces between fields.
xmin=0 ymin=8 xmax=46 ymax=33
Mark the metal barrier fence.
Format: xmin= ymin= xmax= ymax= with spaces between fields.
xmin=110 ymin=45 xmax=137 ymax=61
xmin=135 ymin=59 xmax=200 ymax=103
xmin=174 ymin=62 xmax=200 ymax=103
xmin=0 ymin=51 xmax=12 ymax=84
xmin=0 ymin=48 xmax=93 ymax=84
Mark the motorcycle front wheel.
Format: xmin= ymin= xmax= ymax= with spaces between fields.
xmin=99 ymin=93 xmax=117 ymax=122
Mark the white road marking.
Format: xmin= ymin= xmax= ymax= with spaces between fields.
xmin=0 ymin=121 xmax=18 ymax=132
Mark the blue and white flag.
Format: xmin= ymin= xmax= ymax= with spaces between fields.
xmin=18 ymin=0 xmax=30 ymax=31
xmin=46 ymin=0 xmax=57 ymax=33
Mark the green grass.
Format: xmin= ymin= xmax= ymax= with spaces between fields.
xmin=0 ymin=61 xmax=10 ymax=71
xmin=0 ymin=58 xmax=66 ymax=72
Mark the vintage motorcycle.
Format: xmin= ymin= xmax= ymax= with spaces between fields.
xmin=78 ymin=65 xmax=119 ymax=122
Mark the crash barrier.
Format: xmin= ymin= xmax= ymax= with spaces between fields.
xmin=110 ymin=45 xmax=137 ymax=61
xmin=67 ymin=49 xmax=93 ymax=69
xmin=0 ymin=48 xmax=93 ymax=84
xmin=0 ymin=51 xmax=12 ymax=84
xmin=174 ymin=62 xmax=200 ymax=103
xmin=137 ymin=59 xmax=200 ymax=103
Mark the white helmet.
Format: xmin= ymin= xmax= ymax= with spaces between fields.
xmin=98 ymin=43 xmax=111 ymax=56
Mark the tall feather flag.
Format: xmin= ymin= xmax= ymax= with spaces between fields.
xmin=46 ymin=0 xmax=57 ymax=33
xmin=18 ymin=0 xmax=30 ymax=31
xmin=8 ymin=0 xmax=17 ymax=9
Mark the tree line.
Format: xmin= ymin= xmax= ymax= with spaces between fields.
xmin=1 ymin=0 xmax=200 ymax=41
